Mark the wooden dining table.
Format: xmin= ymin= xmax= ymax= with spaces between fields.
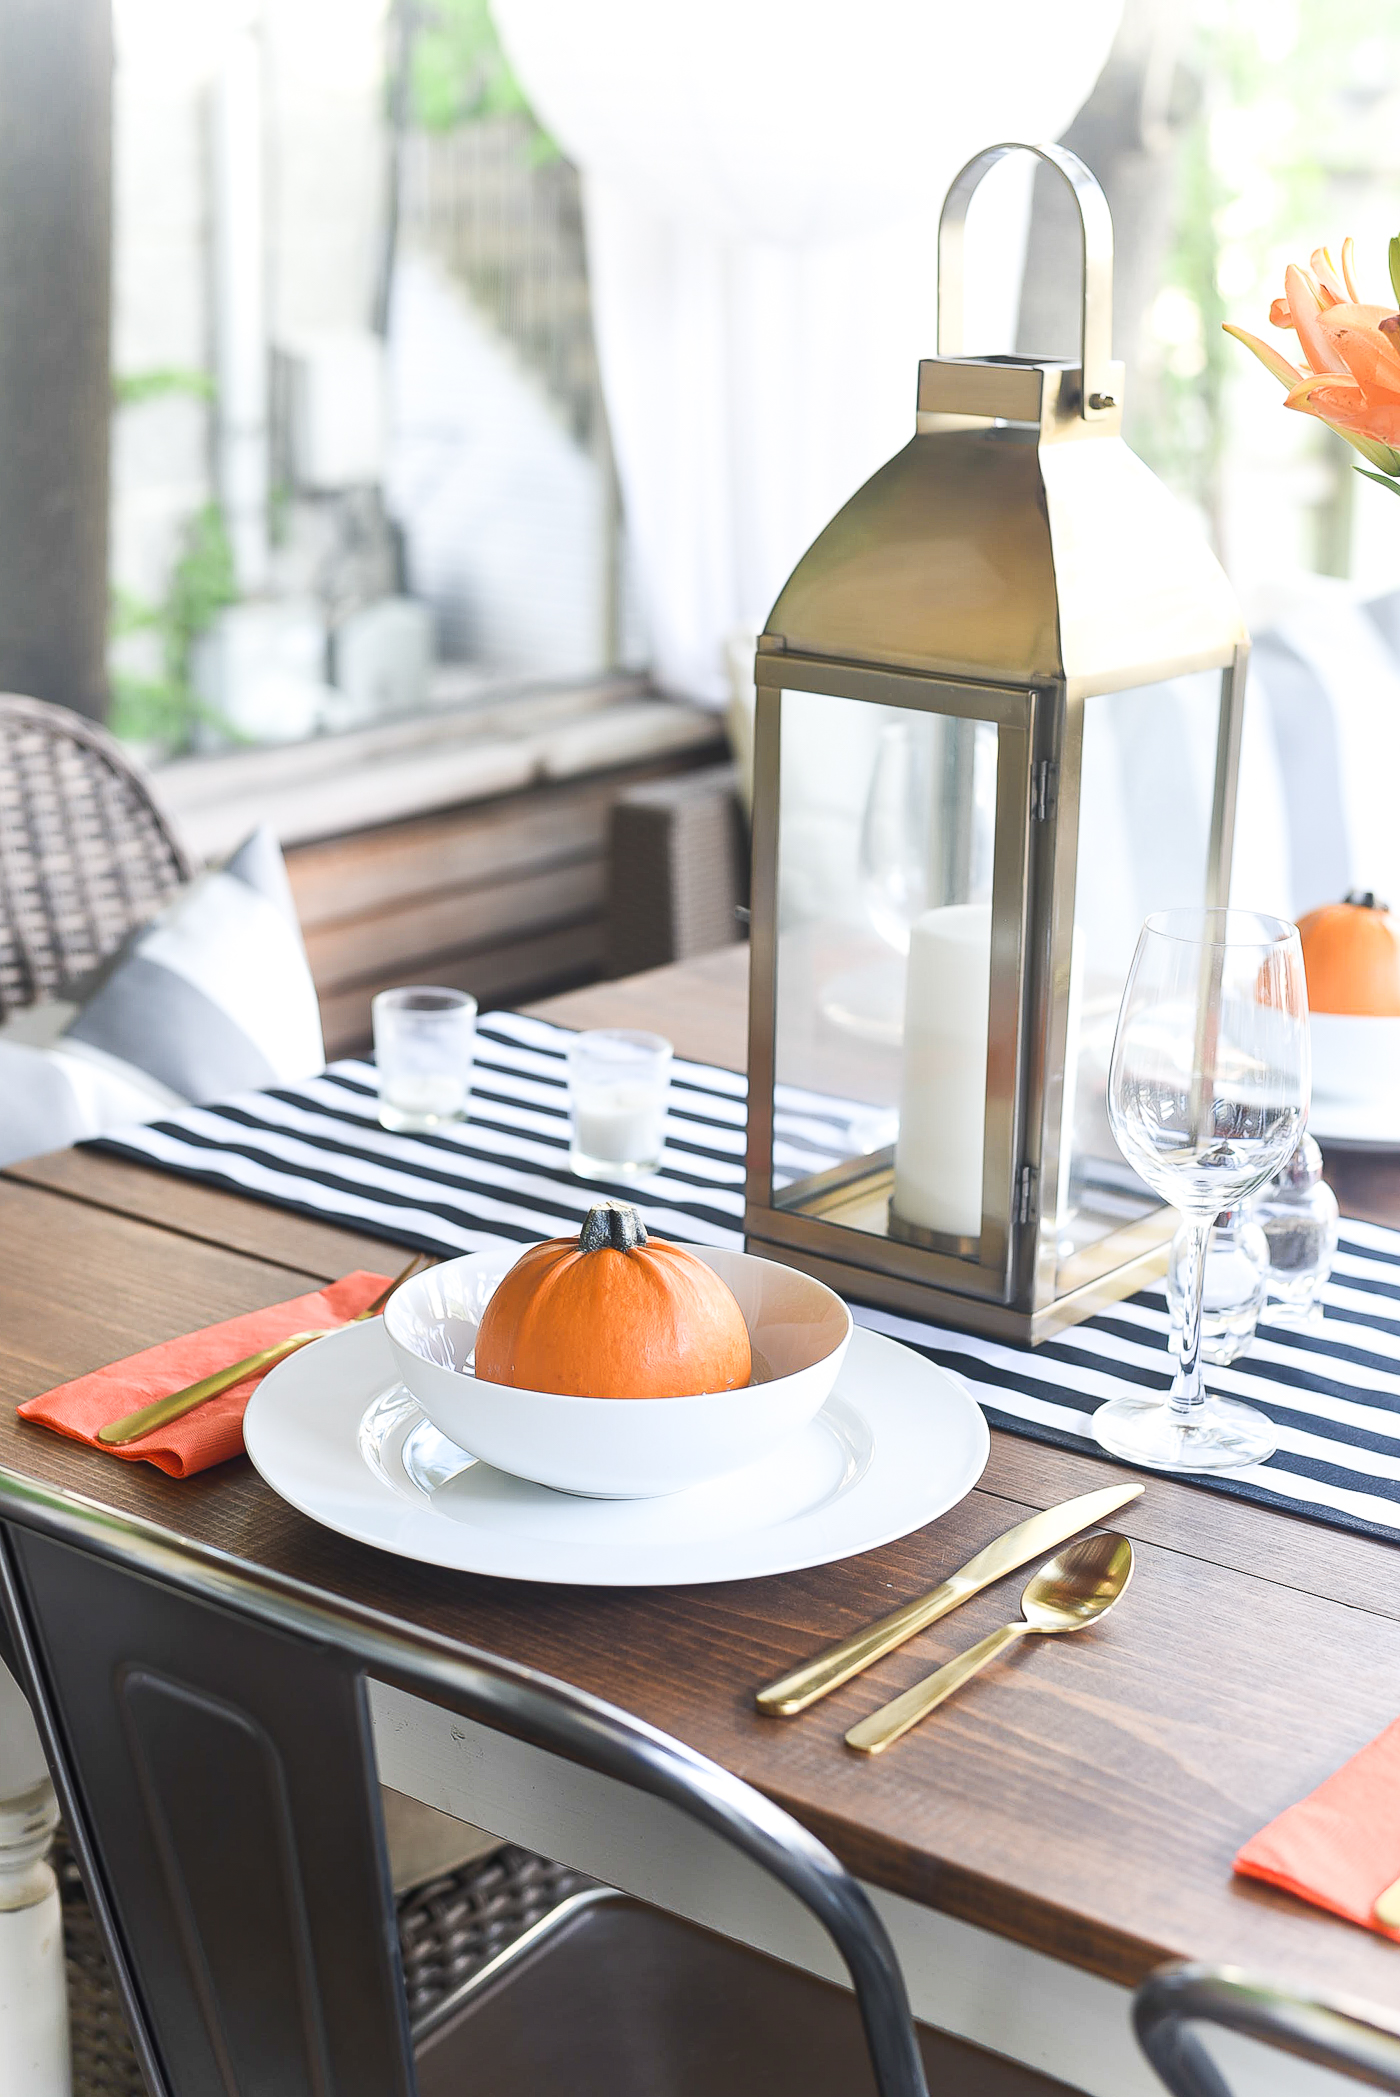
xmin=2 ymin=943 xmax=1398 ymax=2096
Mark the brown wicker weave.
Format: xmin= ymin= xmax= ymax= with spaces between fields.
xmin=0 ymin=695 xmax=194 ymax=1019
xmin=55 ymin=1826 xmax=589 ymax=2092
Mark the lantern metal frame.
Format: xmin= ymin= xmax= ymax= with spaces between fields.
xmin=743 ymin=143 xmax=1249 ymax=1344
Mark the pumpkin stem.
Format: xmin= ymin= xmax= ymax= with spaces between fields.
xmin=578 ymin=1202 xmax=648 ymax=1254
xmin=1345 ymin=889 xmax=1386 ymax=910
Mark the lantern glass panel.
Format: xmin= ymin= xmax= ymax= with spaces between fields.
xmin=1053 ymin=670 xmax=1224 ymax=1287
xmin=770 ymin=688 xmax=1000 ymax=1257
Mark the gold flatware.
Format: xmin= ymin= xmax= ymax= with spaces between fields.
xmin=845 ymin=1530 xmax=1133 ymax=1755
xmin=98 ymin=1253 xmax=428 ymax=1447
xmin=755 ymin=1482 xmax=1143 ymax=1717
xmin=1375 ymin=1876 xmax=1400 ymax=1932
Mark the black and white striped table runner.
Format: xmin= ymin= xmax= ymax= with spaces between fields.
xmin=97 ymin=1010 xmax=1400 ymax=1544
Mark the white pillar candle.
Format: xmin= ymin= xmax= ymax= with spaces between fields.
xmin=892 ymin=903 xmax=992 ymax=1240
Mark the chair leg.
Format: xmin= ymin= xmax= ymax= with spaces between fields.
xmin=0 ymin=1659 xmax=68 ymax=2097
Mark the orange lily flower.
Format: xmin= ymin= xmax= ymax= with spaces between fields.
xmin=1225 ymin=237 xmax=1400 ymax=483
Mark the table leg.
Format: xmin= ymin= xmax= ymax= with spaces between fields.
xmin=0 ymin=1658 xmax=68 ymax=2097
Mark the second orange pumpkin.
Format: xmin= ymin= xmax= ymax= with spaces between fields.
xmin=1297 ymin=892 xmax=1400 ymax=1016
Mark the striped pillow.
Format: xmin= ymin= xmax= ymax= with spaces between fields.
xmin=0 ymin=827 xmax=323 ymax=1168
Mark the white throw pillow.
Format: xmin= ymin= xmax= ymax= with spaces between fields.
xmin=0 ymin=826 xmax=324 ymax=1169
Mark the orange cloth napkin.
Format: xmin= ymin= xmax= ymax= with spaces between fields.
xmin=1234 ymin=1717 xmax=1400 ymax=1942
xmin=18 ymin=1270 xmax=392 ymax=1479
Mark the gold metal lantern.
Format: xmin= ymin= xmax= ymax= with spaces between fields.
xmin=743 ymin=142 xmax=1250 ymax=1343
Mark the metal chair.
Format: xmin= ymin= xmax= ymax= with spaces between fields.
xmin=0 ymin=693 xmax=194 ymax=1018
xmin=0 ymin=1464 xmax=932 ymax=2097
xmin=1134 ymin=1963 xmax=1400 ymax=2096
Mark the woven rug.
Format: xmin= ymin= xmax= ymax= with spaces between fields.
xmin=55 ymin=1824 xmax=588 ymax=2089
xmin=96 ymin=1009 xmax=1400 ymax=1544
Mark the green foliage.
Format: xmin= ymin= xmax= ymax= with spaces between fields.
xmin=112 ymin=367 xmax=215 ymax=409
xmin=109 ymin=505 xmax=241 ymax=750
xmin=407 ymin=0 xmax=554 ymax=155
xmin=1390 ymin=234 xmax=1400 ymax=311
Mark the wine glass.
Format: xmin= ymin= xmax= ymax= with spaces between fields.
xmin=859 ymin=717 xmax=932 ymax=954
xmin=1097 ymin=907 xmax=1309 ymax=1473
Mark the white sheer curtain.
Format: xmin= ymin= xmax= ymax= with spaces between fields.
xmin=491 ymin=0 xmax=1122 ymax=703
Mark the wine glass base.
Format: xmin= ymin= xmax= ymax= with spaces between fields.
xmin=1091 ymin=1392 xmax=1277 ymax=1474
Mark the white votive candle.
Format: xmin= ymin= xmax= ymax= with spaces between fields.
xmin=567 ymin=1029 xmax=673 ymax=1179
xmin=574 ymin=1083 xmax=668 ymax=1166
xmin=892 ymin=903 xmax=992 ymax=1240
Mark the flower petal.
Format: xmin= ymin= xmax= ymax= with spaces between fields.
xmin=1342 ymin=237 xmax=1361 ymax=302
xmin=1287 ymin=383 xmax=1400 ymax=445
xmin=1222 ymin=322 xmax=1304 ymax=391
xmin=1285 ymin=373 xmax=1364 ymax=408
xmin=1312 ymin=248 xmax=1347 ymax=302
xmin=1270 ymin=296 xmax=1295 ymax=329
xmin=1286 ymin=264 xmax=1350 ymax=372
xmin=1317 ymin=309 xmax=1400 ymax=398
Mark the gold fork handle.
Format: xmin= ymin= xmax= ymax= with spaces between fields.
xmin=96 ymin=1330 xmax=326 ymax=1446
xmin=845 ymin=1621 xmax=1031 ymax=1755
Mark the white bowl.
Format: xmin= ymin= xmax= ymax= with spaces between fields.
xmin=383 ymin=1244 xmax=853 ymax=1498
xmin=1310 ymin=1012 xmax=1400 ymax=1106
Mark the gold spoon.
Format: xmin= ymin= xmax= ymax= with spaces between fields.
xmin=845 ymin=1531 xmax=1134 ymax=1756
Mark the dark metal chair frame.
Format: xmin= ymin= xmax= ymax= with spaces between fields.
xmin=0 ymin=1463 xmax=930 ymax=2097
xmin=1135 ymin=1963 xmax=1400 ymax=2097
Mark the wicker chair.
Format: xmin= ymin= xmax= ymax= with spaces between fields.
xmin=0 ymin=694 xmax=194 ymax=1019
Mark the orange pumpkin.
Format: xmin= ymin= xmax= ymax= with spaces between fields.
xmin=1297 ymin=891 xmax=1400 ymax=1016
xmin=474 ymin=1202 xmax=752 ymax=1399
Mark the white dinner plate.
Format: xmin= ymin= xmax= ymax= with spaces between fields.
xmin=1308 ymin=1098 xmax=1400 ymax=1153
xmin=244 ymin=1319 xmax=989 ymax=1587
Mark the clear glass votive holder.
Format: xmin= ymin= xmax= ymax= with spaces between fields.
xmin=567 ymin=1029 xmax=672 ymax=1179
xmin=373 ymin=986 xmax=477 ymax=1134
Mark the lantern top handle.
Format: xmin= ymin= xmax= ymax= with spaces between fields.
xmin=937 ymin=142 xmax=1116 ymax=421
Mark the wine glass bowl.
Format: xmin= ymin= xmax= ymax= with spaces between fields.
xmin=859 ymin=717 xmax=932 ymax=955
xmin=1097 ymin=908 xmax=1309 ymax=1473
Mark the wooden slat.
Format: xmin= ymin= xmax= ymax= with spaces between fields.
xmin=285 ymin=748 xmax=725 ymax=930
xmin=3 ymin=1174 xmax=1400 ymax=2003
xmin=303 ymin=857 xmax=606 ymax=992
xmin=317 ymin=916 xmax=606 ymax=1056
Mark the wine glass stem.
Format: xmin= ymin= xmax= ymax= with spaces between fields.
xmin=1171 ymin=1219 xmax=1213 ymax=1415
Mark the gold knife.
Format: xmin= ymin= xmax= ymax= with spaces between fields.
xmin=755 ymin=1481 xmax=1144 ymax=1716
xmin=1375 ymin=1875 xmax=1400 ymax=1932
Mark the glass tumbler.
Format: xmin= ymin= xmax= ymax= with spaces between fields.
xmin=373 ymin=987 xmax=477 ymax=1133
xmin=567 ymin=1029 xmax=672 ymax=1179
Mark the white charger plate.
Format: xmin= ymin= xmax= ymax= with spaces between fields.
xmin=244 ymin=1319 xmax=989 ymax=1587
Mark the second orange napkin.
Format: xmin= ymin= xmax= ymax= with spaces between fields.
xmin=18 ymin=1270 xmax=392 ymax=1479
xmin=1235 ymin=1716 xmax=1400 ymax=1943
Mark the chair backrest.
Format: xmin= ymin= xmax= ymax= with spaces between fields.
xmin=1135 ymin=1963 xmax=1400 ymax=2097
xmin=0 ymin=1466 xmax=930 ymax=2097
xmin=0 ymin=694 xmax=194 ymax=1018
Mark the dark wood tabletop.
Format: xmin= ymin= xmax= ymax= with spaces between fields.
xmin=3 ymin=948 xmax=1399 ymax=2010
